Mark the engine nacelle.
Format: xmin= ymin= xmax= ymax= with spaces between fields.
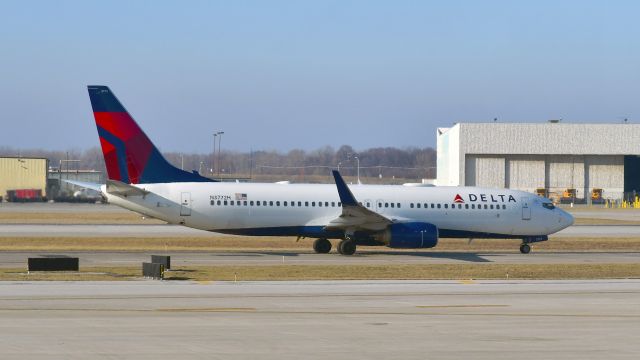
xmin=379 ymin=222 xmax=439 ymax=249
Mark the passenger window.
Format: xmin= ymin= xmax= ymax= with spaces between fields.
xmin=385 ymin=203 xmax=389 ymax=208
xmin=332 ymin=202 xmax=336 ymax=207
xmin=305 ymin=201 xmax=309 ymax=207
xmin=465 ymin=204 xmax=469 ymax=209
xmin=502 ymin=204 xmax=506 ymax=210
xmin=437 ymin=204 xmax=441 ymax=209
xmin=444 ymin=204 xmax=448 ymax=209
xmin=378 ymin=203 xmax=382 ymax=208
xmin=256 ymin=201 xmax=260 ymax=206
xmin=391 ymin=203 xmax=395 ymax=208
xmin=429 ymin=204 xmax=433 ymax=209
xmin=230 ymin=201 xmax=234 ymax=206
xmin=484 ymin=204 xmax=488 ymax=209
xmin=318 ymin=202 xmax=322 ymax=207
xmin=338 ymin=202 xmax=341 ymax=207
xmin=490 ymin=204 xmax=494 ymax=209
xmin=416 ymin=203 xmax=420 ymax=208
xmin=325 ymin=202 xmax=329 ymax=207
xmin=458 ymin=204 xmax=462 ymax=209
xmin=244 ymin=201 xmax=247 ymax=206
xmin=217 ymin=200 xmax=221 ymax=205
xmin=312 ymin=202 xmax=316 ymax=207
xmin=276 ymin=201 xmax=280 ymax=206
xmin=410 ymin=203 xmax=414 ymax=208
xmin=397 ymin=203 xmax=401 ymax=208
xmin=210 ymin=200 xmax=215 ymax=205
xmin=471 ymin=204 xmax=475 ymax=209
xmin=283 ymin=201 xmax=287 ymax=206
xmin=366 ymin=202 xmax=370 ymax=208
xmin=250 ymin=201 xmax=254 ymax=206
xmin=298 ymin=201 xmax=302 ymax=206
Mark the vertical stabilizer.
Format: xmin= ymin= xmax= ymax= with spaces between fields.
xmin=87 ymin=85 xmax=214 ymax=184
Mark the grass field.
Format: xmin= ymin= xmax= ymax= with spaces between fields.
xmin=2 ymin=263 xmax=640 ymax=281
xmin=2 ymin=205 xmax=639 ymax=281
xmin=0 ymin=212 xmax=164 ymax=224
xmin=2 ymin=236 xmax=640 ymax=252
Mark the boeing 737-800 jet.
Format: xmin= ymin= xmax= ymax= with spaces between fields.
xmin=70 ymin=85 xmax=573 ymax=255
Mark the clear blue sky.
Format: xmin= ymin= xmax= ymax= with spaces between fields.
xmin=1 ymin=1 xmax=639 ymax=153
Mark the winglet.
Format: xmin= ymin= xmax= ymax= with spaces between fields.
xmin=332 ymin=170 xmax=358 ymax=206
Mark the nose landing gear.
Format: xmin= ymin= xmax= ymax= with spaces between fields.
xmin=519 ymin=243 xmax=531 ymax=254
xmin=519 ymin=235 xmax=548 ymax=254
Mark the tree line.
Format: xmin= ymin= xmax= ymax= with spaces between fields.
xmin=0 ymin=145 xmax=436 ymax=183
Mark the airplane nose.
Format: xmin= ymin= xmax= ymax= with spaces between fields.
xmin=560 ymin=210 xmax=574 ymax=228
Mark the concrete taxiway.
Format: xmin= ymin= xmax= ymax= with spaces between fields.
xmin=0 ymin=251 xmax=639 ymax=268
xmin=2 ymin=223 xmax=640 ymax=237
xmin=0 ymin=279 xmax=638 ymax=359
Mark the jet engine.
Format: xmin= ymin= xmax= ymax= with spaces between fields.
xmin=377 ymin=222 xmax=439 ymax=249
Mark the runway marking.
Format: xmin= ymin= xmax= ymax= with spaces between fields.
xmin=416 ymin=304 xmax=508 ymax=308
xmin=196 ymin=280 xmax=213 ymax=285
xmin=0 ymin=308 xmax=637 ymax=318
xmin=157 ymin=307 xmax=256 ymax=312
xmin=458 ymin=279 xmax=476 ymax=284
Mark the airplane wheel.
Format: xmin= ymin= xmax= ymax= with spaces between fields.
xmin=313 ymin=238 xmax=332 ymax=254
xmin=338 ymin=239 xmax=356 ymax=256
xmin=519 ymin=244 xmax=531 ymax=254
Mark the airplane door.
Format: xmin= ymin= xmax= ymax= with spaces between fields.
xmin=521 ymin=197 xmax=531 ymax=220
xmin=180 ymin=192 xmax=192 ymax=216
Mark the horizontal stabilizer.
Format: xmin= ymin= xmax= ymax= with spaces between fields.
xmin=62 ymin=180 xmax=103 ymax=192
xmin=106 ymin=179 xmax=149 ymax=197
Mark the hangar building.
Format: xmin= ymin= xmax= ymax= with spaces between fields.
xmin=437 ymin=123 xmax=640 ymax=202
xmin=0 ymin=157 xmax=48 ymax=201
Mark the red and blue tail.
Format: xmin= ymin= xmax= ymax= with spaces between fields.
xmin=88 ymin=85 xmax=214 ymax=184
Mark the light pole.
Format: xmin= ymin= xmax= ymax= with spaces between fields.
xmin=213 ymin=131 xmax=223 ymax=177
xmin=354 ymin=156 xmax=360 ymax=184
xmin=217 ymin=131 xmax=224 ymax=178
xmin=212 ymin=133 xmax=217 ymax=175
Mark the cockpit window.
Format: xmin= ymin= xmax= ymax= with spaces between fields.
xmin=542 ymin=202 xmax=555 ymax=210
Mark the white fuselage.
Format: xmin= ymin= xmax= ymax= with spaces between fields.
xmin=103 ymin=182 xmax=574 ymax=239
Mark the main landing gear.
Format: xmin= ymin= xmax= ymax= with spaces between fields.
xmin=337 ymin=238 xmax=356 ymax=255
xmin=313 ymin=238 xmax=332 ymax=254
xmin=312 ymin=237 xmax=357 ymax=255
xmin=519 ymin=243 xmax=531 ymax=254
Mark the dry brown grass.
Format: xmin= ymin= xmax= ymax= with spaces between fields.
xmin=0 ymin=212 xmax=165 ymax=224
xmin=1 ymin=236 xmax=640 ymax=252
xmin=573 ymin=218 xmax=640 ymax=225
xmin=2 ymin=263 xmax=639 ymax=281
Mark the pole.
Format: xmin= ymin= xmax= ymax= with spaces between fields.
xmin=217 ymin=132 xmax=224 ymax=178
xmin=212 ymin=134 xmax=217 ymax=175
xmin=355 ymin=156 xmax=360 ymax=184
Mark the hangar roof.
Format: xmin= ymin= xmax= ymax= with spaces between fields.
xmin=439 ymin=123 xmax=640 ymax=155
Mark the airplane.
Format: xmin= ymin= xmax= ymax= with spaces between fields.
xmin=69 ymin=85 xmax=574 ymax=255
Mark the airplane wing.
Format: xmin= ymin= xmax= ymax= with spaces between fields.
xmin=324 ymin=170 xmax=392 ymax=232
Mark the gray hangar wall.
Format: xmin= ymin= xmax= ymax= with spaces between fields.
xmin=437 ymin=123 xmax=640 ymax=200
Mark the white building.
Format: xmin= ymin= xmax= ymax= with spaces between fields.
xmin=437 ymin=122 xmax=640 ymax=201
